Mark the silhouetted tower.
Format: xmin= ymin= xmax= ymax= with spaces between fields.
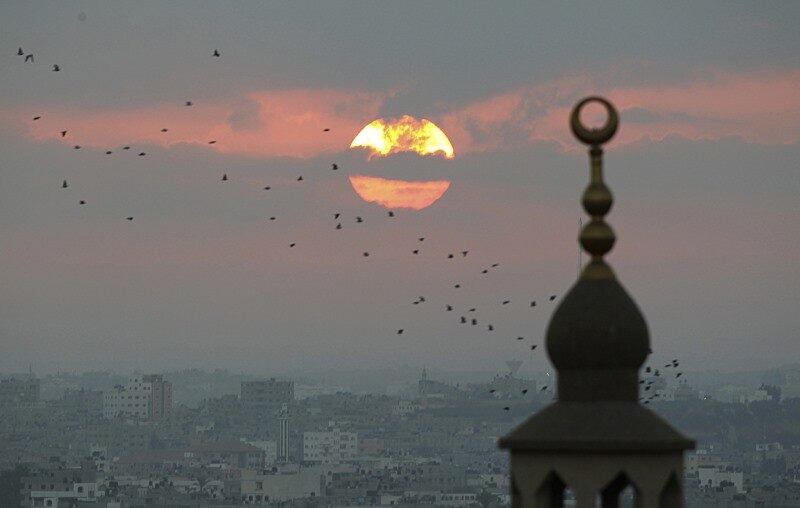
xmin=277 ymin=403 xmax=289 ymax=462
xmin=499 ymin=97 xmax=694 ymax=507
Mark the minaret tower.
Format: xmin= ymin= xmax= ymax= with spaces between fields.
xmin=499 ymin=97 xmax=693 ymax=507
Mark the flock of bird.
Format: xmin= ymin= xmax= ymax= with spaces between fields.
xmin=17 ymin=45 xmax=685 ymax=413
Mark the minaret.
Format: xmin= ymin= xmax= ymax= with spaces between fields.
xmin=278 ymin=403 xmax=289 ymax=462
xmin=499 ymin=97 xmax=693 ymax=507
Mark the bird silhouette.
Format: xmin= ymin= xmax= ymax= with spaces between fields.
xmin=331 ymin=163 xmax=338 ymax=170
xmin=471 ymin=318 xmax=477 ymax=325
xmin=445 ymin=305 xmax=453 ymax=311
xmin=263 ymin=186 xmax=271 ymax=190
xmin=530 ymin=301 xmax=536 ymax=307
xmin=645 ymin=367 xmax=651 ymax=373
xmin=333 ymin=213 xmax=341 ymax=219
xmin=79 ymin=200 xmax=86 ymax=205
xmin=387 ymin=211 xmax=395 ymax=217
xmin=269 ymin=217 xmax=276 ymax=221
xmin=447 ymin=254 xmax=454 ymax=259
xmin=122 ymin=146 xmax=130 ymax=150
xmin=460 ymin=316 xmax=467 ymax=324
xmin=297 ymin=176 xmax=303 ymax=181
xmin=73 ymin=145 xmax=81 ymax=150
xmin=491 ymin=263 xmax=499 ymax=268
xmin=549 ymin=295 xmax=557 ymax=301
xmin=17 ymin=47 xmax=23 ymax=56
xmin=208 ymin=140 xmax=216 ymax=144
xmin=60 ymin=131 xmax=67 ymax=137
xmin=676 ymin=372 xmax=683 ymax=378
xmin=516 ymin=337 xmax=524 ymax=341
xmin=503 ymin=407 xmax=510 ymax=411
xmin=481 ymin=269 xmax=488 ymax=274
xmin=397 ymin=329 xmax=404 ymax=335
xmin=487 ymin=324 xmax=494 ymax=331
xmin=489 ymin=389 xmax=496 ymax=393
xmin=62 ymin=180 xmax=68 ymax=189
xmin=105 ymin=151 xmax=113 ymax=155
xmin=126 ymin=217 xmax=133 ymax=221
xmin=461 ymin=251 xmax=469 ymax=257
xmin=213 ymin=49 xmax=220 ymax=57
xmin=221 ymin=174 xmax=228 ymax=181
xmin=468 ymin=308 xmax=476 ymax=312
xmin=185 ymin=101 xmax=193 ymax=106
xmin=530 ymin=345 xmax=537 ymax=350
xmin=454 ymin=284 xmax=461 ymax=288
xmin=323 ymin=128 xmax=330 ymax=132
xmin=412 ymin=249 xmax=419 ymax=255
xmin=335 ymin=223 xmax=342 ymax=230
xmin=25 ymin=54 xmax=34 ymax=63
xmin=541 ymin=386 xmax=547 ymax=391
xmin=161 ymin=128 xmax=168 ymax=132
xmin=52 ymin=64 xmax=60 ymax=72
xmin=356 ymin=217 xmax=363 ymax=223
xmin=289 ymin=243 xmax=296 ymax=248
xmin=522 ymin=389 xmax=528 ymax=394
xmin=138 ymin=152 xmax=146 ymax=156
xmin=33 ymin=116 xmax=41 ymax=121
xmin=502 ymin=300 xmax=510 ymax=305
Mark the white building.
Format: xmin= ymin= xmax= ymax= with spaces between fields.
xmin=29 ymin=482 xmax=98 ymax=507
xmin=697 ymin=465 xmax=744 ymax=493
xmin=103 ymin=374 xmax=171 ymax=420
xmin=303 ymin=425 xmax=357 ymax=463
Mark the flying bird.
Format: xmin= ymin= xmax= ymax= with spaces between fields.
xmin=289 ymin=243 xmax=296 ymax=248
xmin=79 ymin=200 xmax=86 ymax=205
xmin=356 ymin=217 xmax=363 ymax=223
xmin=471 ymin=319 xmax=477 ymax=326
xmin=481 ymin=269 xmax=488 ymax=274
xmin=122 ymin=146 xmax=130 ymax=150
xmin=52 ymin=64 xmax=60 ymax=72
xmin=461 ymin=251 xmax=469 ymax=257
xmin=521 ymin=389 xmax=528 ymax=394
xmin=516 ymin=337 xmax=524 ymax=341
xmin=138 ymin=152 xmax=146 ymax=156
xmin=454 ymin=284 xmax=461 ymax=289
xmin=264 ymin=186 xmax=271 ymax=190
xmin=491 ymin=263 xmax=499 ymax=268
xmin=387 ymin=211 xmax=395 ymax=217
xmin=333 ymin=213 xmax=341 ymax=219
xmin=105 ymin=151 xmax=113 ymax=155
xmin=549 ymin=295 xmax=557 ymax=301
xmin=460 ymin=316 xmax=467 ymax=324
xmin=447 ymin=254 xmax=454 ymax=259
xmin=61 ymin=180 xmax=68 ymax=189
xmin=541 ymin=386 xmax=548 ymax=391
xmin=412 ymin=249 xmax=419 ymax=255
xmin=221 ymin=173 xmax=228 ymax=181
xmin=530 ymin=345 xmax=537 ymax=350
xmin=487 ymin=324 xmax=494 ymax=331
xmin=185 ymin=101 xmax=193 ymax=106
xmin=331 ymin=163 xmax=338 ymax=170
xmin=25 ymin=54 xmax=34 ymax=63
xmin=213 ymin=49 xmax=220 ymax=57
xmin=335 ymin=223 xmax=342 ymax=230
xmin=676 ymin=372 xmax=683 ymax=378
xmin=503 ymin=407 xmax=510 ymax=411
xmin=489 ymin=389 xmax=496 ymax=393
xmin=297 ymin=176 xmax=303 ymax=181
xmin=17 ymin=47 xmax=23 ymax=56
xmin=323 ymin=128 xmax=330 ymax=132
xmin=363 ymin=252 xmax=370 ymax=257
xmin=126 ymin=217 xmax=133 ymax=221
xmin=161 ymin=128 xmax=168 ymax=132
xmin=60 ymin=131 xmax=67 ymax=137
xmin=33 ymin=116 xmax=41 ymax=121
xmin=445 ymin=305 xmax=453 ymax=311
xmin=208 ymin=140 xmax=217 ymax=144
xmin=269 ymin=217 xmax=276 ymax=221
xmin=502 ymin=300 xmax=510 ymax=305
xmin=530 ymin=301 xmax=536 ymax=307
xmin=73 ymin=145 xmax=81 ymax=150
xmin=397 ymin=329 xmax=403 ymax=335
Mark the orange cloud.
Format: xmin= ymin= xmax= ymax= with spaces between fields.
xmin=440 ymin=70 xmax=800 ymax=152
xmin=18 ymin=89 xmax=390 ymax=159
xmin=348 ymin=174 xmax=451 ymax=210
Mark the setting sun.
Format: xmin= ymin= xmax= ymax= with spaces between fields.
xmin=348 ymin=175 xmax=451 ymax=210
xmin=350 ymin=115 xmax=455 ymax=159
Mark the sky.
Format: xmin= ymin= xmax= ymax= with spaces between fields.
xmin=0 ymin=1 xmax=798 ymax=376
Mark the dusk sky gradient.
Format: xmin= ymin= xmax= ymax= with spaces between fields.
xmin=0 ymin=2 xmax=798 ymax=376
